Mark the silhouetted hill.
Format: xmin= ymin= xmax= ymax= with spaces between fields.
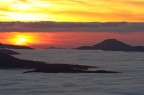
xmin=0 ymin=52 xmax=119 ymax=73
xmin=76 ymin=39 xmax=144 ymax=52
xmin=92 ymin=39 xmax=132 ymax=51
xmin=0 ymin=43 xmax=33 ymax=49
xmin=133 ymin=46 xmax=144 ymax=51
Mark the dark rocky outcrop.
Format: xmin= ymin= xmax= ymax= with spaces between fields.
xmin=0 ymin=49 xmax=20 ymax=55
xmin=23 ymin=69 xmax=119 ymax=73
xmin=76 ymin=39 xmax=144 ymax=52
xmin=0 ymin=52 xmax=119 ymax=73
xmin=47 ymin=46 xmax=65 ymax=49
xmin=0 ymin=52 xmax=43 ymax=68
xmin=0 ymin=43 xmax=33 ymax=49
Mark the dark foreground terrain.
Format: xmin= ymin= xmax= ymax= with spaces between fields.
xmin=0 ymin=52 xmax=119 ymax=73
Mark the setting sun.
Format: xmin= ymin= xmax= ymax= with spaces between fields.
xmin=15 ymin=36 xmax=27 ymax=45
xmin=8 ymin=33 xmax=36 ymax=46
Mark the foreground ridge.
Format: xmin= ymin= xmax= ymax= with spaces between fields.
xmin=0 ymin=43 xmax=33 ymax=49
xmin=0 ymin=52 xmax=119 ymax=73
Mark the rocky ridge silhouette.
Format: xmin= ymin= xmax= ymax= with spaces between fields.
xmin=0 ymin=43 xmax=33 ymax=49
xmin=0 ymin=52 xmax=119 ymax=73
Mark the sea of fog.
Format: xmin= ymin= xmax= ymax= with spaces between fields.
xmin=0 ymin=49 xmax=144 ymax=95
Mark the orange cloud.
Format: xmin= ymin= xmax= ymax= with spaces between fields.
xmin=0 ymin=0 xmax=144 ymax=22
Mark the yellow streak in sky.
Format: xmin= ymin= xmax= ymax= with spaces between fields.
xmin=0 ymin=0 xmax=144 ymax=22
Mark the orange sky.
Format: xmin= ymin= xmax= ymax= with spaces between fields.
xmin=0 ymin=0 xmax=144 ymax=22
xmin=0 ymin=32 xmax=144 ymax=48
xmin=0 ymin=0 xmax=144 ymax=48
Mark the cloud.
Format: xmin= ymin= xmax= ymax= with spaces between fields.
xmin=126 ymin=1 xmax=144 ymax=6
xmin=19 ymin=0 xmax=28 ymax=2
xmin=0 ymin=22 xmax=144 ymax=32
xmin=0 ymin=0 xmax=144 ymax=22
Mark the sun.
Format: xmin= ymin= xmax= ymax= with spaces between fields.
xmin=6 ymin=32 xmax=38 ymax=47
xmin=15 ymin=36 xmax=28 ymax=45
xmin=9 ymin=33 xmax=34 ymax=46
xmin=15 ymin=37 xmax=28 ymax=45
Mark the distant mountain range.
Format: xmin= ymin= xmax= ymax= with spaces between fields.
xmin=76 ymin=39 xmax=144 ymax=52
xmin=0 ymin=43 xmax=33 ymax=49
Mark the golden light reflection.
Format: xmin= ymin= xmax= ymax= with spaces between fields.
xmin=8 ymin=13 xmax=46 ymax=21
xmin=12 ymin=3 xmax=32 ymax=11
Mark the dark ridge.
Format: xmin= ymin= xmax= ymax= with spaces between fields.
xmin=0 ymin=43 xmax=33 ymax=49
xmin=76 ymin=39 xmax=144 ymax=52
xmin=47 ymin=46 xmax=65 ymax=49
xmin=133 ymin=46 xmax=144 ymax=51
xmin=23 ymin=69 xmax=119 ymax=73
xmin=0 ymin=52 xmax=119 ymax=73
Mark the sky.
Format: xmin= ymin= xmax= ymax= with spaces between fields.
xmin=0 ymin=0 xmax=144 ymax=22
xmin=0 ymin=32 xmax=144 ymax=48
xmin=0 ymin=0 xmax=144 ymax=48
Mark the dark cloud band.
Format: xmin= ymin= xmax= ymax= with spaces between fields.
xmin=0 ymin=22 xmax=144 ymax=32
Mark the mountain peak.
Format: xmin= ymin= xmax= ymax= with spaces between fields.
xmin=93 ymin=39 xmax=132 ymax=50
xmin=76 ymin=39 xmax=144 ymax=52
xmin=103 ymin=39 xmax=118 ymax=41
xmin=98 ymin=39 xmax=126 ymax=45
xmin=97 ymin=39 xmax=129 ymax=45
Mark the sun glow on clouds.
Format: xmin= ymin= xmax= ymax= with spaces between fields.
xmin=0 ymin=32 xmax=144 ymax=48
xmin=0 ymin=32 xmax=55 ymax=47
xmin=11 ymin=33 xmax=32 ymax=46
xmin=7 ymin=32 xmax=37 ymax=46
xmin=7 ymin=13 xmax=54 ymax=21
xmin=15 ymin=36 xmax=27 ymax=45
xmin=0 ymin=0 xmax=144 ymax=22
xmin=12 ymin=3 xmax=32 ymax=11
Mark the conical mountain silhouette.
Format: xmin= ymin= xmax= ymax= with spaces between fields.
xmin=76 ymin=39 xmax=144 ymax=52
xmin=92 ymin=39 xmax=132 ymax=51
